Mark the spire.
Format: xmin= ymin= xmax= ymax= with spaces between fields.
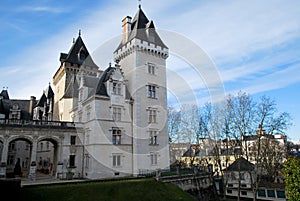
xmin=114 ymin=6 xmax=168 ymax=52
xmin=59 ymin=31 xmax=91 ymax=65
xmin=138 ymin=0 xmax=141 ymax=9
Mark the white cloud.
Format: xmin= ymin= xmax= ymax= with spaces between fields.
xmin=17 ymin=6 xmax=68 ymax=13
xmin=2 ymin=0 xmax=300 ymax=102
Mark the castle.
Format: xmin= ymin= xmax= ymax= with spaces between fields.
xmin=0 ymin=6 xmax=170 ymax=179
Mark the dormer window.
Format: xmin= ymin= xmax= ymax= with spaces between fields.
xmin=112 ymin=82 xmax=122 ymax=95
xmin=78 ymin=49 xmax=86 ymax=61
xmin=12 ymin=104 xmax=19 ymax=110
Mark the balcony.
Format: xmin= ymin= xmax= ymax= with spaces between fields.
xmin=0 ymin=118 xmax=76 ymax=129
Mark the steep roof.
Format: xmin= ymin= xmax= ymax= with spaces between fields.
xmin=225 ymin=157 xmax=255 ymax=172
xmin=59 ymin=33 xmax=98 ymax=68
xmin=35 ymin=94 xmax=47 ymax=107
xmin=44 ymin=85 xmax=54 ymax=99
xmin=63 ymin=75 xmax=79 ymax=99
xmin=0 ymin=89 xmax=9 ymax=100
xmin=94 ymin=66 xmax=115 ymax=97
xmin=35 ymin=85 xmax=55 ymax=107
xmin=115 ymin=6 xmax=168 ymax=52
xmin=0 ymin=99 xmax=9 ymax=115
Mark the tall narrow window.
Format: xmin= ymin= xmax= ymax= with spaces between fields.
xmin=78 ymin=111 xmax=82 ymax=122
xmin=149 ymin=130 xmax=158 ymax=145
xmin=112 ymin=107 xmax=122 ymax=121
xmin=150 ymin=153 xmax=158 ymax=165
xmin=113 ymin=154 xmax=121 ymax=167
xmin=112 ymin=82 xmax=122 ymax=95
xmin=69 ymin=155 xmax=75 ymax=167
xmin=147 ymin=85 xmax=156 ymax=98
xmin=71 ymin=136 xmax=76 ymax=145
xmin=112 ymin=129 xmax=122 ymax=144
xmin=148 ymin=109 xmax=157 ymax=123
xmin=148 ymin=63 xmax=155 ymax=75
xmin=85 ymin=154 xmax=90 ymax=168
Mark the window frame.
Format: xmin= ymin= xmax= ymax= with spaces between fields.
xmin=149 ymin=130 xmax=158 ymax=145
xmin=112 ymin=154 xmax=121 ymax=167
xmin=112 ymin=82 xmax=122 ymax=95
xmin=148 ymin=109 xmax=157 ymax=123
xmin=112 ymin=128 xmax=122 ymax=145
xmin=147 ymin=63 xmax=156 ymax=75
xmin=147 ymin=84 xmax=157 ymax=99
xmin=150 ymin=152 xmax=158 ymax=166
xmin=112 ymin=107 xmax=122 ymax=121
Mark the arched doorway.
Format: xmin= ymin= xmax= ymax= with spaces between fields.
xmin=7 ymin=138 xmax=31 ymax=178
xmin=36 ymin=138 xmax=58 ymax=178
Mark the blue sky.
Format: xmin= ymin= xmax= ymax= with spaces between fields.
xmin=0 ymin=0 xmax=299 ymax=142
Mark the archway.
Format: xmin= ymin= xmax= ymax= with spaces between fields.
xmin=36 ymin=137 xmax=59 ymax=178
xmin=7 ymin=138 xmax=32 ymax=178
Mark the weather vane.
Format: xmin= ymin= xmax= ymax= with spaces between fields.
xmin=138 ymin=0 xmax=141 ymax=8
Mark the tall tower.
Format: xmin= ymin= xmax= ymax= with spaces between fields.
xmin=53 ymin=31 xmax=99 ymax=121
xmin=114 ymin=6 xmax=170 ymax=174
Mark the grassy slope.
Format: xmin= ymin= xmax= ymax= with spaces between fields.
xmin=21 ymin=178 xmax=197 ymax=201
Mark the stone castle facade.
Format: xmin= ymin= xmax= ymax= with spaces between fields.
xmin=0 ymin=6 xmax=170 ymax=179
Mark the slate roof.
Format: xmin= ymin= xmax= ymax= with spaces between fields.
xmin=0 ymin=99 xmax=10 ymax=116
xmin=44 ymin=85 xmax=54 ymax=99
xmin=59 ymin=34 xmax=98 ymax=68
xmin=225 ymin=157 xmax=255 ymax=172
xmin=115 ymin=6 xmax=168 ymax=52
xmin=95 ymin=66 xmax=115 ymax=97
xmin=35 ymin=94 xmax=47 ymax=107
xmin=83 ymin=75 xmax=100 ymax=88
xmin=0 ymin=89 xmax=9 ymax=100
xmin=35 ymin=85 xmax=54 ymax=106
xmin=0 ymin=99 xmax=31 ymax=120
xmin=63 ymin=75 xmax=79 ymax=99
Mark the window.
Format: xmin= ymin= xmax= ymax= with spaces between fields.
xmin=228 ymin=184 xmax=233 ymax=187
xmin=79 ymin=49 xmax=86 ymax=61
xmin=267 ymin=190 xmax=275 ymax=197
xmin=85 ymin=129 xmax=90 ymax=145
xmin=85 ymin=154 xmax=90 ymax=168
xmin=69 ymin=155 xmax=75 ymax=167
xmin=112 ymin=82 xmax=122 ymax=95
xmin=227 ymin=189 xmax=232 ymax=194
xmin=148 ymin=109 xmax=157 ymax=123
xmin=86 ymin=106 xmax=91 ymax=121
xmin=258 ymin=189 xmax=266 ymax=197
xmin=276 ymin=190 xmax=286 ymax=198
xmin=149 ymin=130 xmax=158 ymax=145
xmin=112 ymin=129 xmax=122 ymax=144
xmin=113 ymin=154 xmax=121 ymax=167
xmin=71 ymin=136 xmax=76 ymax=145
xmin=150 ymin=153 xmax=158 ymax=165
xmin=241 ymin=191 xmax=247 ymax=196
xmin=147 ymin=85 xmax=157 ymax=98
xmin=112 ymin=107 xmax=122 ymax=121
xmin=240 ymin=173 xmax=245 ymax=180
xmin=148 ymin=63 xmax=155 ymax=75
xmin=79 ymin=89 xmax=83 ymax=102
xmin=78 ymin=111 xmax=82 ymax=122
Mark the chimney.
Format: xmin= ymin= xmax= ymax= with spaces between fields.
xmin=29 ymin=96 xmax=36 ymax=119
xmin=122 ymin=16 xmax=132 ymax=44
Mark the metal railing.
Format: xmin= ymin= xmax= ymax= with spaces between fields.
xmin=0 ymin=118 xmax=76 ymax=129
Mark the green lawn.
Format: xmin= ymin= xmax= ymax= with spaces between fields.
xmin=20 ymin=178 xmax=197 ymax=201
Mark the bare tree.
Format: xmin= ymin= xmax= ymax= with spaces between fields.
xmin=168 ymin=106 xmax=181 ymax=143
